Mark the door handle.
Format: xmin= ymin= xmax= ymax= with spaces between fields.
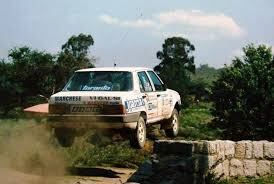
xmin=157 ymin=94 xmax=161 ymax=97
xmin=142 ymin=95 xmax=147 ymax=99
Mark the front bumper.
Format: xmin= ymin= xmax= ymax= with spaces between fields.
xmin=47 ymin=112 xmax=140 ymax=129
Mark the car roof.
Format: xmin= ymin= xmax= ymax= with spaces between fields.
xmin=76 ymin=67 xmax=152 ymax=72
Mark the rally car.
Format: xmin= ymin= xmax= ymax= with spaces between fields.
xmin=48 ymin=67 xmax=181 ymax=148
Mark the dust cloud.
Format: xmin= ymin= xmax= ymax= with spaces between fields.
xmin=0 ymin=121 xmax=66 ymax=184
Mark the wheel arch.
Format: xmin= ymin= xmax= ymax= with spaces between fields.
xmin=174 ymin=102 xmax=181 ymax=113
xmin=139 ymin=111 xmax=147 ymax=123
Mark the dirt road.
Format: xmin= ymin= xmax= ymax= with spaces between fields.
xmin=0 ymin=167 xmax=135 ymax=184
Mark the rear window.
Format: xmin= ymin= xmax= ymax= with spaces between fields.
xmin=63 ymin=71 xmax=133 ymax=91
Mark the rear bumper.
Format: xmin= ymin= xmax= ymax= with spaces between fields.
xmin=47 ymin=112 xmax=139 ymax=129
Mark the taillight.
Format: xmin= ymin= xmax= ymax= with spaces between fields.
xmin=102 ymin=104 xmax=125 ymax=115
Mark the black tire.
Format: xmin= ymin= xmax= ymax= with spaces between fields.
xmin=130 ymin=116 xmax=146 ymax=149
xmin=54 ymin=128 xmax=75 ymax=147
xmin=165 ymin=109 xmax=179 ymax=138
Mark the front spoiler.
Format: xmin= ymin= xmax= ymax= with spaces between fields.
xmin=47 ymin=112 xmax=140 ymax=129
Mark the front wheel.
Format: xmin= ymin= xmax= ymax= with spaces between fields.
xmin=54 ymin=128 xmax=75 ymax=147
xmin=129 ymin=116 xmax=146 ymax=149
xmin=165 ymin=109 xmax=179 ymax=138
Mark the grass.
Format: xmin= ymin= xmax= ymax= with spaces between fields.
xmin=217 ymin=176 xmax=274 ymax=184
xmin=178 ymin=102 xmax=222 ymax=140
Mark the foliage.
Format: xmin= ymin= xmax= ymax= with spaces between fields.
xmin=211 ymin=44 xmax=274 ymax=140
xmin=178 ymin=102 xmax=221 ymax=140
xmin=192 ymin=64 xmax=221 ymax=86
xmin=55 ymin=33 xmax=95 ymax=91
xmin=189 ymin=64 xmax=221 ymax=101
xmin=0 ymin=48 xmax=55 ymax=116
xmin=154 ymin=37 xmax=196 ymax=106
xmin=0 ymin=33 xmax=95 ymax=117
xmin=64 ymin=138 xmax=149 ymax=168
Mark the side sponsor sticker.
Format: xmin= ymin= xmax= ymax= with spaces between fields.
xmin=125 ymin=98 xmax=145 ymax=111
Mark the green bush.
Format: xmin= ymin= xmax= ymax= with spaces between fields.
xmin=178 ymin=102 xmax=221 ymax=140
xmin=211 ymin=44 xmax=274 ymax=140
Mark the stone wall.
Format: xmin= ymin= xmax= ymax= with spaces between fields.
xmin=155 ymin=140 xmax=274 ymax=178
xmin=127 ymin=140 xmax=274 ymax=184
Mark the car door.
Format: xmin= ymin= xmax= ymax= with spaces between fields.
xmin=137 ymin=71 xmax=158 ymax=120
xmin=147 ymin=71 xmax=170 ymax=117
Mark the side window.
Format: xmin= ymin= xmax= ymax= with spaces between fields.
xmin=138 ymin=72 xmax=153 ymax=92
xmin=147 ymin=71 xmax=165 ymax=91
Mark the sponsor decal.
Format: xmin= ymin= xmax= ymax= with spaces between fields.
xmin=125 ymin=98 xmax=145 ymax=110
xmin=55 ymin=96 xmax=81 ymax=102
xmin=71 ymin=105 xmax=102 ymax=113
xmin=89 ymin=96 xmax=121 ymax=101
xmin=88 ymin=96 xmax=121 ymax=105
xmin=83 ymin=85 xmax=111 ymax=91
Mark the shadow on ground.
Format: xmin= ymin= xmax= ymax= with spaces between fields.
xmin=67 ymin=167 xmax=123 ymax=178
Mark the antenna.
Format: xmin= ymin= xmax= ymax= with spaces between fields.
xmin=112 ymin=13 xmax=143 ymax=66
xmin=113 ymin=56 xmax=117 ymax=67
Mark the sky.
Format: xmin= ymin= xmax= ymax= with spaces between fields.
xmin=0 ymin=0 xmax=273 ymax=68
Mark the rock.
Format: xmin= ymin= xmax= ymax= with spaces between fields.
xmin=127 ymin=160 xmax=153 ymax=183
xmin=243 ymin=160 xmax=256 ymax=177
xmin=253 ymin=141 xmax=264 ymax=159
xmin=154 ymin=140 xmax=194 ymax=156
xmin=205 ymin=141 xmax=218 ymax=155
xmin=169 ymin=141 xmax=194 ymax=156
xmin=222 ymin=160 xmax=230 ymax=178
xmin=245 ymin=141 xmax=253 ymax=159
xmin=271 ymin=161 xmax=274 ymax=174
xmin=224 ymin=141 xmax=235 ymax=159
xmin=257 ymin=160 xmax=271 ymax=176
xmin=264 ymin=142 xmax=274 ymax=159
xmin=230 ymin=159 xmax=243 ymax=177
xmin=193 ymin=141 xmax=205 ymax=154
xmin=216 ymin=141 xmax=225 ymax=161
xmin=212 ymin=163 xmax=223 ymax=178
xmin=138 ymin=160 xmax=153 ymax=176
xmin=235 ymin=141 xmax=246 ymax=158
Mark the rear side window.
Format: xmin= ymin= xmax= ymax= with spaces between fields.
xmin=137 ymin=71 xmax=153 ymax=92
xmin=147 ymin=71 xmax=165 ymax=91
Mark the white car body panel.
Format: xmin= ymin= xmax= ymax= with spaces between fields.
xmin=48 ymin=67 xmax=181 ymax=129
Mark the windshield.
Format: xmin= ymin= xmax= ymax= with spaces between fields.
xmin=63 ymin=71 xmax=133 ymax=91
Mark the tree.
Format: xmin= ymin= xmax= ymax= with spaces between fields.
xmin=211 ymin=44 xmax=274 ymax=140
xmin=0 ymin=33 xmax=97 ymax=117
xmin=8 ymin=47 xmax=55 ymax=103
xmin=0 ymin=60 xmax=19 ymax=115
xmin=55 ymin=33 xmax=95 ymax=91
xmin=190 ymin=64 xmax=221 ymax=101
xmin=0 ymin=47 xmax=55 ymax=116
xmin=154 ymin=37 xmax=196 ymax=105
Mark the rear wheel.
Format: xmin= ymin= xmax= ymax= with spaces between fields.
xmin=130 ymin=116 xmax=146 ymax=149
xmin=165 ymin=109 xmax=179 ymax=138
xmin=54 ymin=128 xmax=75 ymax=147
